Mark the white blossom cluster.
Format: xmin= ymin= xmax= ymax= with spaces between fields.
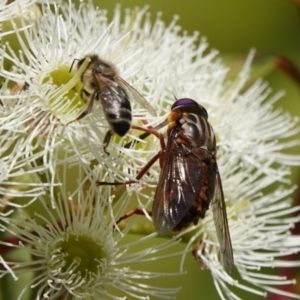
xmin=0 ymin=1 xmax=299 ymax=299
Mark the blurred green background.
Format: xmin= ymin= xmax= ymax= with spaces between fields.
xmin=1 ymin=1 xmax=300 ymax=300
xmin=71 ymin=1 xmax=300 ymax=299
xmin=94 ymin=1 xmax=300 ymax=299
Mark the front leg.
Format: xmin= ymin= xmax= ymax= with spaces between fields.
xmin=74 ymin=89 xmax=97 ymax=121
xmin=103 ymin=130 xmax=113 ymax=155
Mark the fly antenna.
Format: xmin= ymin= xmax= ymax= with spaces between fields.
xmin=69 ymin=58 xmax=80 ymax=73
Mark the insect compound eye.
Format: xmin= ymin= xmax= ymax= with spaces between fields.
xmin=200 ymin=106 xmax=208 ymax=118
xmin=171 ymin=98 xmax=198 ymax=110
xmin=171 ymin=98 xmax=209 ymax=119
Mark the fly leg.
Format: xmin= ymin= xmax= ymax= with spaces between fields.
xmin=115 ymin=209 xmax=152 ymax=225
xmin=97 ymin=124 xmax=165 ymax=185
xmin=130 ymin=125 xmax=166 ymax=150
xmin=103 ymin=121 xmax=163 ymax=154
xmin=96 ymin=151 xmax=162 ymax=186
xmin=103 ymin=130 xmax=113 ymax=155
xmin=124 ymin=120 xmax=167 ymax=149
xmin=74 ymin=90 xmax=97 ymax=121
xmin=192 ymin=239 xmax=208 ymax=270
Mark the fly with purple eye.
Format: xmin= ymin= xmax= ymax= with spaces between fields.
xmin=72 ymin=54 xmax=157 ymax=151
xmin=97 ymin=98 xmax=234 ymax=274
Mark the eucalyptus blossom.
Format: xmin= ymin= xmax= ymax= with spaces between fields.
xmin=0 ymin=1 xmax=300 ymax=299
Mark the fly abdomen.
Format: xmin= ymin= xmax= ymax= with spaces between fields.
xmin=173 ymin=199 xmax=209 ymax=232
xmin=100 ymin=85 xmax=132 ymax=136
xmin=106 ymin=108 xmax=132 ymax=136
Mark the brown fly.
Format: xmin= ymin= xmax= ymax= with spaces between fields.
xmin=97 ymin=98 xmax=234 ymax=273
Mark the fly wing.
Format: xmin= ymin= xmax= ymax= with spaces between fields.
xmin=96 ymin=76 xmax=129 ymax=107
xmin=152 ymin=137 xmax=203 ymax=235
xmin=211 ymin=167 xmax=234 ymax=274
xmin=117 ymin=77 xmax=157 ymax=117
xmin=95 ymin=75 xmax=132 ymax=136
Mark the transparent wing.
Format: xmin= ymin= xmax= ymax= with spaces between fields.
xmin=96 ymin=76 xmax=129 ymax=106
xmin=117 ymin=77 xmax=157 ymax=117
xmin=152 ymin=133 xmax=202 ymax=235
xmin=211 ymin=168 xmax=234 ymax=274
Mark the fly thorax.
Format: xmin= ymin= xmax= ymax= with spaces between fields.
xmin=180 ymin=113 xmax=215 ymax=150
xmin=96 ymin=62 xmax=116 ymax=77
